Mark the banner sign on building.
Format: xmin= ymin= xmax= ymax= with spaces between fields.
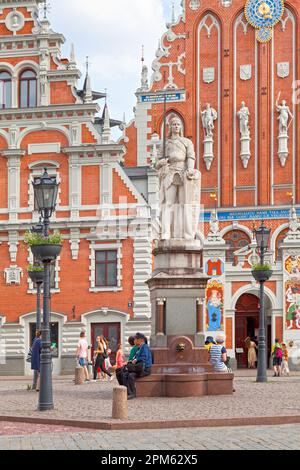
xmin=202 ymin=208 xmax=295 ymax=222
xmin=140 ymin=92 xmax=186 ymax=104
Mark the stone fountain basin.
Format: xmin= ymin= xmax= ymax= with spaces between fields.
xmin=136 ymin=371 xmax=234 ymax=397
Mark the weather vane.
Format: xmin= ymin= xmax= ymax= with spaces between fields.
xmin=40 ymin=0 xmax=51 ymax=20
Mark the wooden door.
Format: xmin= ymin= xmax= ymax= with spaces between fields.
xmin=91 ymin=323 xmax=120 ymax=365
xmin=235 ymin=294 xmax=260 ymax=368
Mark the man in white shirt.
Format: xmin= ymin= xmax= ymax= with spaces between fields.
xmin=76 ymin=331 xmax=90 ymax=382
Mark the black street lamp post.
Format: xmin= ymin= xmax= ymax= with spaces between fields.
xmin=31 ymin=220 xmax=44 ymax=331
xmin=252 ymin=221 xmax=272 ymax=383
xmin=32 ymin=169 xmax=59 ymax=411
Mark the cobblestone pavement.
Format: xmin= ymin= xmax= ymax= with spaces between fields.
xmin=0 ymin=423 xmax=299 ymax=450
xmin=1 ymin=373 xmax=300 ymax=423
xmin=0 ymin=421 xmax=90 ymax=436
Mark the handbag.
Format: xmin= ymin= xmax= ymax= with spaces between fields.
xmin=26 ymin=348 xmax=32 ymax=363
xmin=126 ymin=362 xmax=144 ymax=374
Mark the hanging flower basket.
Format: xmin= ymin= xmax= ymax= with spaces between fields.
xmin=28 ymin=270 xmax=44 ymax=284
xmin=31 ymin=244 xmax=62 ymax=261
xmin=251 ymin=269 xmax=273 ymax=282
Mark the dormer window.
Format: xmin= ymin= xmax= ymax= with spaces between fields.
xmin=0 ymin=71 xmax=12 ymax=109
xmin=20 ymin=70 xmax=37 ymax=108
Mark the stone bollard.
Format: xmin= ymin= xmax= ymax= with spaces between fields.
xmin=75 ymin=365 xmax=85 ymax=385
xmin=112 ymin=386 xmax=128 ymax=420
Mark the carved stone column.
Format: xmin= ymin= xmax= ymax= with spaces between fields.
xmin=69 ymin=154 xmax=81 ymax=221
xmin=196 ymin=298 xmax=204 ymax=334
xmin=3 ymin=150 xmax=25 ymax=222
xmin=156 ymin=299 xmax=165 ymax=335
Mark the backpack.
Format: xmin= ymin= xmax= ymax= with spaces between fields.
xmin=26 ymin=347 xmax=32 ymax=363
xmin=275 ymin=346 xmax=283 ymax=359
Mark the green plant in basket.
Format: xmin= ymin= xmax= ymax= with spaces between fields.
xmin=24 ymin=231 xmax=62 ymax=246
xmin=27 ymin=264 xmax=44 ymax=273
xmin=252 ymin=263 xmax=272 ymax=271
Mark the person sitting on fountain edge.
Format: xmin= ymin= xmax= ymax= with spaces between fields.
xmin=122 ymin=333 xmax=152 ymax=400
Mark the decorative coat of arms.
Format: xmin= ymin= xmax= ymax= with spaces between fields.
xmin=203 ymin=67 xmax=215 ymax=84
xmin=277 ymin=62 xmax=290 ymax=78
xmin=240 ymin=65 xmax=252 ymax=81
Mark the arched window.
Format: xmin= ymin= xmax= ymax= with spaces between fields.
xmin=20 ymin=70 xmax=37 ymax=108
xmin=224 ymin=230 xmax=251 ymax=264
xmin=275 ymin=228 xmax=289 ymax=261
xmin=0 ymin=71 xmax=12 ymax=109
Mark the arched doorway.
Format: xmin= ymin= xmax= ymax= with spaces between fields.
xmin=235 ymin=294 xmax=259 ymax=368
xmin=235 ymin=293 xmax=272 ymax=368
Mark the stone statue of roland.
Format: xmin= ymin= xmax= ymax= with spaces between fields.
xmin=156 ymin=117 xmax=201 ymax=240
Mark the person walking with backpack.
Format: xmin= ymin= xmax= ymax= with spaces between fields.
xmin=272 ymin=338 xmax=283 ymax=377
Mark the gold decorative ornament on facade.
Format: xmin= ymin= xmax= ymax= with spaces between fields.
xmin=245 ymin=0 xmax=285 ymax=43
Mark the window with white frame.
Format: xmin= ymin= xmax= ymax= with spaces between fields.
xmin=89 ymin=242 xmax=122 ymax=292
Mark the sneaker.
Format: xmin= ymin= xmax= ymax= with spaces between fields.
xmin=110 ymin=375 xmax=114 ymax=381
xmin=127 ymin=394 xmax=136 ymax=400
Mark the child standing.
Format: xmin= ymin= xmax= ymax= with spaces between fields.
xmin=281 ymin=342 xmax=290 ymax=376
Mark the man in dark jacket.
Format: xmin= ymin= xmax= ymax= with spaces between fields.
xmin=122 ymin=333 xmax=152 ymax=399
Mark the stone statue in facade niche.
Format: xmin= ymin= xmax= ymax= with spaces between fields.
xmin=201 ymin=103 xmax=218 ymax=138
xmin=276 ymin=98 xmax=293 ymax=134
xmin=156 ymin=117 xmax=201 ymax=240
xmin=237 ymin=101 xmax=251 ymax=169
xmin=201 ymin=103 xmax=218 ymax=170
xmin=237 ymin=101 xmax=250 ymax=137
xmin=276 ymin=97 xmax=294 ymax=167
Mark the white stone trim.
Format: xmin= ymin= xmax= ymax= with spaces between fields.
xmin=17 ymin=124 xmax=71 ymax=148
xmin=89 ymin=241 xmax=123 ymax=292
xmin=100 ymin=163 xmax=112 ymax=205
xmin=27 ymin=165 xmax=62 ymax=219
xmin=133 ymin=237 xmax=152 ymax=318
xmin=270 ymin=222 xmax=289 ymax=255
xmin=21 ymin=311 xmax=66 ymax=375
xmin=81 ymin=309 xmax=130 ymax=355
xmin=230 ymin=284 xmax=279 ymax=311
xmin=28 ymin=143 xmax=61 ymax=155
xmin=219 ymin=222 xmax=253 ymax=240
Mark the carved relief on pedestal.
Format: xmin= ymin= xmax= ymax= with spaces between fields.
xmin=4 ymin=266 xmax=23 ymax=285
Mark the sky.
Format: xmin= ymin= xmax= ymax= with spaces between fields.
xmin=49 ymin=0 xmax=182 ymax=129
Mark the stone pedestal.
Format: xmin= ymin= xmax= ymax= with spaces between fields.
xmin=203 ymin=135 xmax=214 ymax=170
xmin=149 ymin=240 xmax=207 ymax=342
xmin=142 ymin=239 xmax=234 ymax=397
xmin=278 ymin=132 xmax=289 ymax=167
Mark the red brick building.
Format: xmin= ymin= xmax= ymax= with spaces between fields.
xmin=1 ymin=0 xmax=300 ymax=374
xmin=0 ymin=0 xmax=152 ymax=375
xmin=121 ymin=0 xmax=300 ymax=368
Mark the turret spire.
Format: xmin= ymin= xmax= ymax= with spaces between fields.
xmin=83 ymin=56 xmax=93 ymax=103
xmin=102 ymin=93 xmax=111 ymax=144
